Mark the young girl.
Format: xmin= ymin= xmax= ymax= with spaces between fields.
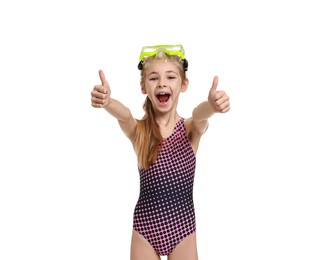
xmin=91 ymin=45 xmax=230 ymax=260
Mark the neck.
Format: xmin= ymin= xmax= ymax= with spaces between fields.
xmin=155 ymin=112 xmax=180 ymax=127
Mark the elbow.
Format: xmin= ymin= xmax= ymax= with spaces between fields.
xmin=191 ymin=117 xmax=209 ymax=136
xmin=119 ymin=107 xmax=132 ymax=122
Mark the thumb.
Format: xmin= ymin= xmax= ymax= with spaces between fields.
xmin=99 ymin=70 xmax=109 ymax=88
xmin=209 ymin=75 xmax=219 ymax=94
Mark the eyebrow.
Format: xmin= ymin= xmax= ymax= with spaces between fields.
xmin=148 ymin=70 xmax=178 ymax=76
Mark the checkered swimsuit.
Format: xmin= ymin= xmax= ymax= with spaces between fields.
xmin=133 ymin=118 xmax=196 ymax=256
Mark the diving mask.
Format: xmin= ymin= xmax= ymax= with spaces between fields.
xmin=137 ymin=44 xmax=188 ymax=71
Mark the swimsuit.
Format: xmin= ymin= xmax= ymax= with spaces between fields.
xmin=133 ymin=118 xmax=196 ymax=256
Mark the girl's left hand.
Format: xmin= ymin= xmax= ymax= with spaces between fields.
xmin=208 ymin=76 xmax=230 ymax=113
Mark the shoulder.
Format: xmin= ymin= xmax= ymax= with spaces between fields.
xmin=183 ymin=117 xmax=208 ymax=154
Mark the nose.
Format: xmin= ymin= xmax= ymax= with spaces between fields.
xmin=158 ymin=79 xmax=167 ymax=88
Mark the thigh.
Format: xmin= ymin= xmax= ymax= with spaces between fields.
xmin=130 ymin=229 xmax=160 ymax=260
xmin=168 ymin=232 xmax=198 ymax=260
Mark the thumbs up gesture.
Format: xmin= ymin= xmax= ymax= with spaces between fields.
xmin=91 ymin=70 xmax=111 ymax=108
xmin=208 ymin=76 xmax=230 ymax=113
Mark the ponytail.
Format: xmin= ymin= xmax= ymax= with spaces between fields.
xmin=134 ymin=97 xmax=163 ymax=169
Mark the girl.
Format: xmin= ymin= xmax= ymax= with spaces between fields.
xmin=91 ymin=45 xmax=230 ymax=260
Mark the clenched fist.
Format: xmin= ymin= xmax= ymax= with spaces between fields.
xmin=91 ymin=70 xmax=111 ymax=108
xmin=208 ymin=76 xmax=230 ymax=113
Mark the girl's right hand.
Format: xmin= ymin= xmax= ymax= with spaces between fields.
xmin=91 ymin=70 xmax=111 ymax=108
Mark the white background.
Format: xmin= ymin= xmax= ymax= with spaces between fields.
xmin=1 ymin=0 xmax=324 ymax=259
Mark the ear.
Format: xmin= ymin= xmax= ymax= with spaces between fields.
xmin=141 ymin=82 xmax=147 ymax=94
xmin=181 ymin=78 xmax=189 ymax=93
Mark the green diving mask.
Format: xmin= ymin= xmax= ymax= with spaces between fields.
xmin=137 ymin=44 xmax=188 ymax=71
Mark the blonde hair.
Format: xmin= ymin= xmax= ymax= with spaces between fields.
xmin=134 ymin=52 xmax=187 ymax=169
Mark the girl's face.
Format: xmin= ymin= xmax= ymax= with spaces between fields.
xmin=141 ymin=59 xmax=188 ymax=114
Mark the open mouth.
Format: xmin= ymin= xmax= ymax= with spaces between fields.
xmin=156 ymin=93 xmax=170 ymax=103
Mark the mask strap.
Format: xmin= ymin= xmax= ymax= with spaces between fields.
xmin=138 ymin=59 xmax=188 ymax=71
xmin=138 ymin=61 xmax=144 ymax=70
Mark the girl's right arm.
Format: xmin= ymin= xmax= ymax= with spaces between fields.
xmin=91 ymin=70 xmax=137 ymax=141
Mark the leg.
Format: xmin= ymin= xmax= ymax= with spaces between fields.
xmin=130 ymin=229 xmax=160 ymax=260
xmin=168 ymin=232 xmax=198 ymax=260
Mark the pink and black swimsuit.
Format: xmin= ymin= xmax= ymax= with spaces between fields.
xmin=133 ymin=118 xmax=196 ymax=256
